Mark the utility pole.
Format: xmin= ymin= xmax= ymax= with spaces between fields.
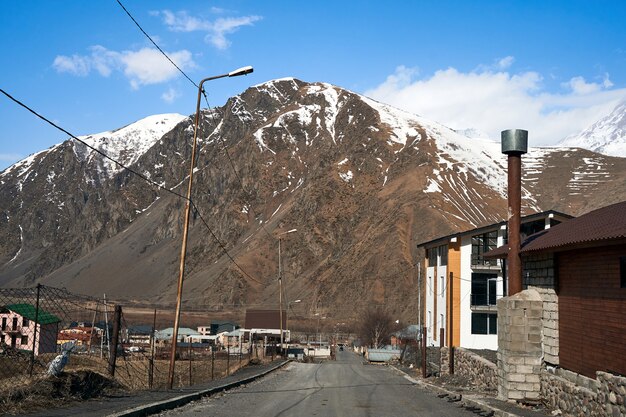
xmin=278 ymin=237 xmax=283 ymax=355
xmin=417 ymin=262 xmax=422 ymax=342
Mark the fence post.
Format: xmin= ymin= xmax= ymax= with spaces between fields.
xmin=227 ymin=344 xmax=230 ymax=376
xmin=422 ymin=326 xmax=427 ymax=378
xmin=211 ymin=347 xmax=215 ymax=380
xmin=108 ymin=305 xmax=122 ymax=377
xmin=29 ymin=284 xmax=42 ymax=377
xmin=188 ymin=342 xmax=192 ymax=386
xmin=149 ymin=309 xmax=156 ymax=389
xmin=449 ymin=272 xmax=455 ymax=375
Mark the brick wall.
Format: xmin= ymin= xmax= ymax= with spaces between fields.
xmin=522 ymin=253 xmax=559 ymax=366
xmin=497 ymin=289 xmax=544 ymax=402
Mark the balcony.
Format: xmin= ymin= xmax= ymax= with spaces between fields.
xmin=470 ymin=293 xmax=498 ymax=312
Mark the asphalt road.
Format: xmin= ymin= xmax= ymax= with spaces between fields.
xmin=157 ymin=350 xmax=479 ymax=417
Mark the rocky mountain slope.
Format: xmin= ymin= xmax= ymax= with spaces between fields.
xmin=2 ymin=78 xmax=626 ymax=321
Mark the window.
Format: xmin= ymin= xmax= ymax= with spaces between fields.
xmin=21 ymin=335 xmax=28 ymax=346
xmin=471 ymin=231 xmax=498 ymax=266
xmin=427 ymin=248 xmax=437 ymax=267
xmin=1 ymin=318 xmax=5 ymax=331
xmin=621 ymin=256 xmax=626 ymax=288
xmin=471 ymin=273 xmax=498 ymax=305
xmin=12 ymin=317 xmax=18 ymax=330
xmin=438 ymin=245 xmax=448 ymax=266
xmin=440 ymin=276 xmax=445 ymax=294
xmin=428 ymin=311 xmax=432 ymax=333
xmin=22 ymin=318 xmax=29 ymax=327
xmin=471 ymin=313 xmax=497 ymax=334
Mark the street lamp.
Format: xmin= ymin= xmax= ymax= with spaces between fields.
xmin=168 ymin=65 xmax=253 ymax=390
xmin=277 ymin=229 xmax=297 ymax=355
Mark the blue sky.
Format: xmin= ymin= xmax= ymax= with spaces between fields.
xmin=1 ymin=0 xmax=625 ymax=170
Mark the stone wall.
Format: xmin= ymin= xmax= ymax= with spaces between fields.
xmin=454 ymin=347 xmax=498 ymax=391
xmin=522 ymin=253 xmax=559 ymax=366
xmin=542 ymin=367 xmax=626 ymax=417
xmin=497 ymin=289 xmax=544 ymax=402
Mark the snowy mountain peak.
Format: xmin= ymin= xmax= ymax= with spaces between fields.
xmin=455 ymin=127 xmax=492 ymax=141
xmin=73 ymin=113 xmax=187 ymax=178
xmin=558 ymin=99 xmax=626 ymax=158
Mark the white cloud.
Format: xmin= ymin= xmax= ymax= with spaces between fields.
xmin=156 ymin=10 xmax=262 ymax=50
xmin=161 ymin=87 xmax=181 ymax=103
xmin=53 ymin=46 xmax=196 ymax=88
xmin=365 ymin=62 xmax=626 ymax=146
xmin=53 ymin=55 xmax=90 ymax=76
xmin=497 ymin=56 xmax=515 ymax=70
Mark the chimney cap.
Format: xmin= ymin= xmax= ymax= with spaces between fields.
xmin=501 ymin=129 xmax=528 ymax=155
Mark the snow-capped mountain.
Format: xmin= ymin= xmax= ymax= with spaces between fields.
xmin=558 ymin=99 xmax=626 ymax=158
xmin=454 ymin=127 xmax=492 ymax=140
xmin=73 ymin=113 xmax=187 ymax=180
xmin=2 ymin=79 xmax=626 ymax=320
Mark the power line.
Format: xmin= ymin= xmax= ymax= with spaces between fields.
xmin=0 ymin=88 xmax=263 ymax=286
xmin=115 ymin=0 xmax=198 ymax=89
xmin=0 ymin=88 xmax=187 ymax=201
xmin=115 ymin=0 xmax=272 ymax=241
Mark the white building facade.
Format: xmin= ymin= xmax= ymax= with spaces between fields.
xmin=419 ymin=211 xmax=571 ymax=351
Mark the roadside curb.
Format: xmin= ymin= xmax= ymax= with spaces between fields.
xmin=106 ymin=360 xmax=290 ymax=417
xmin=390 ymin=365 xmax=526 ymax=417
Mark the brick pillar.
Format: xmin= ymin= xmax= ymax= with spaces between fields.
xmin=497 ymin=289 xmax=543 ymax=402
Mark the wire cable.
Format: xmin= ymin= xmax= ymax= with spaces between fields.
xmin=115 ymin=0 xmax=199 ymax=89
xmin=0 ymin=88 xmax=188 ymax=201
xmin=0 ymin=88 xmax=264 ymax=286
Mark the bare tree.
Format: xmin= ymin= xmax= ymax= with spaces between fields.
xmin=358 ymin=307 xmax=394 ymax=348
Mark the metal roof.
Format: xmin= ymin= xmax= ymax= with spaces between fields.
xmin=2 ymin=303 xmax=61 ymax=325
xmin=244 ymin=309 xmax=286 ymax=330
xmin=416 ymin=210 xmax=573 ymax=249
xmin=521 ymin=201 xmax=626 ymax=253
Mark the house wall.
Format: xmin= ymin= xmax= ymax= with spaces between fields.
xmin=557 ymin=244 xmax=626 ymax=378
xmin=459 ymin=236 xmax=500 ymax=350
xmin=522 ymin=252 xmax=559 ymax=365
xmin=426 ymin=262 xmax=436 ymax=346
xmin=436 ymin=262 xmax=447 ymax=345
xmin=448 ymin=240 xmax=462 ymax=347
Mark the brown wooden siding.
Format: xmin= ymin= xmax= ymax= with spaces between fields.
xmin=448 ymin=240 xmax=461 ymax=347
xmin=557 ymin=244 xmax=626 ymax=378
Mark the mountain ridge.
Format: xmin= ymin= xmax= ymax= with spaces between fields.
xmin=2 ymin=78 xmax=626 ymax=321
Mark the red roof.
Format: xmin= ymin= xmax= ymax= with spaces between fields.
xmin=521 ymin=201 xmax=626 ymax=253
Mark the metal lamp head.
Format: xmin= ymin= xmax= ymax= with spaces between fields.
xmin=501 ymin=129 xmax=528 ymax=155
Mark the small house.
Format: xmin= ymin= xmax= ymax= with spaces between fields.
xmin=0 ymin=303 xmax=61 ymax=355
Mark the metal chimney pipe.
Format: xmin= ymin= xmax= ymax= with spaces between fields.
xmin=501 ymin=129 xmax=528 ymax=296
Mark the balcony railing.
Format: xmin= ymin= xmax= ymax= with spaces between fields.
xmin=470 ymin=293 xmax=497 ymax=306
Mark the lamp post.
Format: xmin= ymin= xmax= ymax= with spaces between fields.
xmin=168 ymin=66 xmax=253 ymax=390
xmin=276 ymin=229 xmax=297 ymax=355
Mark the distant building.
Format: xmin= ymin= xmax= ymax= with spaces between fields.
xmin=417 ymin=210 xmax=572 ymax=350
xmin=155 ymin=327 xmax=201 ymax=344
xmin=197 ymin=321 xmax=239 ymax=336
xmin=244 ymin=309 xmax=288 ymax=343
xmin=0 ymin=303 xmax=61 ymax=355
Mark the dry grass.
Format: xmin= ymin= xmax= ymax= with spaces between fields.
xmin=0 ymin=350 xmax=267 ymax=415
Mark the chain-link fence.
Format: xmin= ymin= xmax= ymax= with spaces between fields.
xmin=0 ymin=285 xmax=269 ymax=399
xmin=0 ymin=285 xmax=109 ymax=390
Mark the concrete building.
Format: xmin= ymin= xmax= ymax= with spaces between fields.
xmin=417 ymin=210 xmax=571 ymax=350
xmin=0 ymin=303 xmax=61 ymax=355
